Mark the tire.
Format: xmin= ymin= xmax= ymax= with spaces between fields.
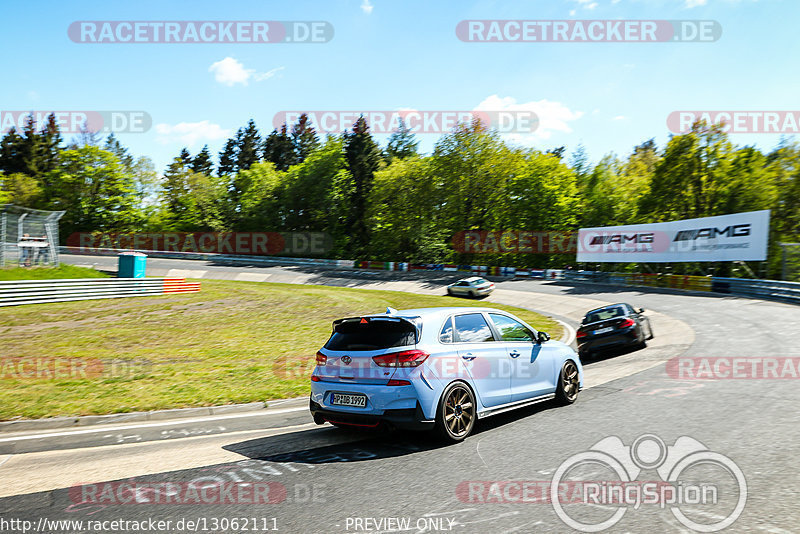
xmin=647 ymin=323 xmax=654 ymax=340
xmin=470 ymin=290 xmax=477 ymax=298
xmin=555 ymin=360 xmax=580 ymax=405
xmin=578 ymin=347 xmax=591 ymax=361
xmin=435 ymin=381 xmax=476 ymax=442
xmin=447 ymin=288 xmax=454 ymax=296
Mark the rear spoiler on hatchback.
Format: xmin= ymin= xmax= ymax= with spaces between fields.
xmin=332 ymin=315 xmax=423 ymax=340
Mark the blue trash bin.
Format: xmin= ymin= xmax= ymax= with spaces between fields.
xmin=118 ymin=252 xmax=147 ymax=278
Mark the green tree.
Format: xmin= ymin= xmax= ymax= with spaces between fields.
xmin=430 ymin=119 xmax=510 ymax=235
xmin=640 ymin=122 xmax=734 ymax=221
xmin=0 ymin=172 xmax=44 ymax=206
xmin=368 ymin=156 xmax=449 ymax=261
xmin=235 ymin=161 xmax=286 ymax=231
xmin=279 ymin=137 xmax=349 ymax=234
xmin=236 ymin=120 xmax=261 ymax=172
xmin=39 ymin=113 xmax=63 ymax=175
xmin=0 ymin=128 xmax=26 ymax=176
xmin=217 ymin=137 xmax=238 ymax=176
xmin=262 ymin=125 xmax=295 ymax=171
xmin=343 ymin=116 xmax=382 ymax=255
xmin=384 ymin=118 xmax=418 ymax=162
xmin=191 ymin=145 xmax=214 ymax=175
xmin=50 ymin=146 xmax=140 ymax=235
xmin=291 ymin=113 xmax=320 ymax=164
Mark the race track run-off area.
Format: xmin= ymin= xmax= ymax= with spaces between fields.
xmin=1 ymin=255 xmax=799 ymax=533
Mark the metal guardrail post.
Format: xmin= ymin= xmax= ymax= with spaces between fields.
xmin=0 ymin=277 xmax=200 ymax=307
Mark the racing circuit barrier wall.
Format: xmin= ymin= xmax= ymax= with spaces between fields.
xmin=0 ymin=278 xmax=200 ymax=307
xmin=562 ymin=270 xmax=800 ymax=304
xmin=59 ymin=246 xmax=356 ymax=269
xmin=353 ymin=261 xmax=564 ymax=279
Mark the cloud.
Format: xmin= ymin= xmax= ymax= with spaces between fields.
xmin=613 ymin=115 xmax=626 ymax=121
xmin=361 ymin=0 xmax=374 ymax=14
xmin=209 ymin=57 xmax=254 ymax=86
xmin=685 ymin=0 xmax=708 ymax=6
xmin=155 ymin=120 xmax=231 ymax=146
xmin=254 ymin=66 xmax=285 ymax=82
xmin=208 ymin=57 xmax=284 ymax=86
xmin=473 ymin=95 xmax=583 ymax=144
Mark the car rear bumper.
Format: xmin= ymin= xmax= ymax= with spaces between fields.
xmin=310 ymin=400 xmax=434 ymax=430
xmin=577 ymin=328 xmax=640 ymax=353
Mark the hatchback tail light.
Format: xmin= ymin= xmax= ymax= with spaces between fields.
xmin=311 ymin=375 xmax=321 ymax=382
xmin=315 ymin=351 xmax=327 ymax=366
xmin=618 ymin=318 xmax=635 ymax=328
xmin=576 ymin=330 xmax=587 ymax=338
xmin=372 ymin=349 xmax=429 ymax=367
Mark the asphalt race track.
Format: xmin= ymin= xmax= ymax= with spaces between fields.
xmin=1 ymin=255 xmax=799 ymax=533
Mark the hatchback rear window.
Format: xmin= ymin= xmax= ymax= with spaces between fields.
xmin=325 ymin=319 xmax=417 ymax=351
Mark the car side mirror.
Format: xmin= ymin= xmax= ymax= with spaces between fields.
xmin=537 ymin=331 xmax=550 ymax=344
xmin=638 ymin=308 xmax=645 ymax=313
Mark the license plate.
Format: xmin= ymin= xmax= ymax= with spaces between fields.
xmin=330 ymin=393 xmax=367 ymax=408
xmin=593 ymin=327 xmax=613 ymax=335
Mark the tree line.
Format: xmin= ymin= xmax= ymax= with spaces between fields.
xmin=1 ymin=112 xmax=799 ymax=279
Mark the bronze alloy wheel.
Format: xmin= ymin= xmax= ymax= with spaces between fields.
xmin=556 ymin=360 xmax=580 ymax=405
xmin=436 ymin=382 xmax=476 ymax=442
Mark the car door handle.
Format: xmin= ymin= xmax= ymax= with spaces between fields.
xmin=509 ymin=351 xmax=521 ymax=358
xmin=462 ymin=353 xmax=476 ymax=361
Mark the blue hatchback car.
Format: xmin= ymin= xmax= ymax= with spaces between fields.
xmin=310 ymin=307 xmax=583 ymax=442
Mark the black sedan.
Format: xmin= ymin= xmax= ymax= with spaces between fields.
xmin=576 ymin=303 xmax=653 ymax=359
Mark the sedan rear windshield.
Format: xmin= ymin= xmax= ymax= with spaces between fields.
xmin=324 ymin=319 xmax=417 ymax=351
xmin=584 ymin=306 xmax=625 ymax=323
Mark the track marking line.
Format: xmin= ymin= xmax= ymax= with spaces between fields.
xmin=0 ymin=406 xmax=308 ymax=443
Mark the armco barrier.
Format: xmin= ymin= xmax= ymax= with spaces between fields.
xmin=562 ymin=271 xmax=800 ymax=304
xmin=0 ymin=278 xmax=199 ymax=307
xmin=60 ymin=246 xmax=355 ymax=269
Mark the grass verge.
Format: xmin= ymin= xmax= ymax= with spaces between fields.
xmin=0 ymin=265 xmax=110 ymax=281
xmin=0 ymin=280 xmax=563 ymax=420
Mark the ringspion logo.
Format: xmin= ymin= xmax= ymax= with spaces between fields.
xmin=550 ymin=434 xmax=746 ymax=532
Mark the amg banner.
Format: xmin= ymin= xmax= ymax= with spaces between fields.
xmin=577 ymin=210 xmax=770 ymax=263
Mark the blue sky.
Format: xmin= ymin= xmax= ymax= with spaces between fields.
xmin=2 ymin=0 xmax=797 ymax=172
